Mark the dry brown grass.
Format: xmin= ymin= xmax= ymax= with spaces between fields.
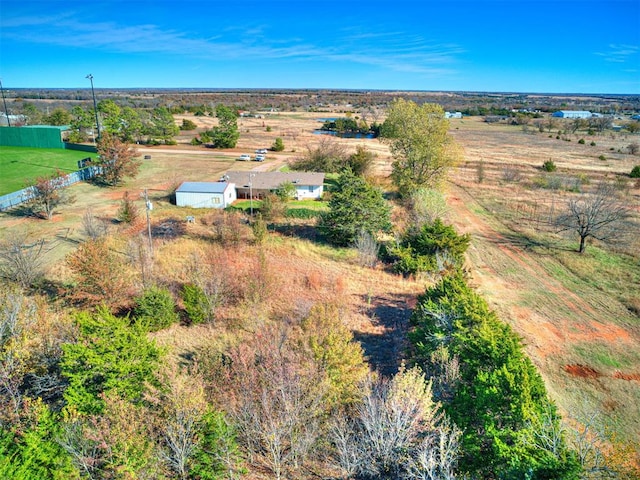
xmin=446 ymin=117 xmax=640 ymax=445
xmin=2 ymin=112 xmax=639 ymax=449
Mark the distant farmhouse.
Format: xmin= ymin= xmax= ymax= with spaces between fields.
xmin=445 ymin=111 xmax=463 ymax=119
xmin=552 ymin=110 xmax=593 ymax=119
xmin=225 ymin=171 xmax=325 ymax=200
xmin=175 ymin=181 xmax=237 ymax=208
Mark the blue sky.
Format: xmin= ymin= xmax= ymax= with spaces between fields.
xmin=1 ymin=0 xmax=639 ymax=93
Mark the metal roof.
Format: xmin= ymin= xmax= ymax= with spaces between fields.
xmin=225 ymin=171 xmax=325 ymax=190
xmin=176 ymin=181 xmax=232 ymax=194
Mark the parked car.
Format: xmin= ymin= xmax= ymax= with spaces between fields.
xmin=237 ymin=154 xmax=251 ymax=161
xmin=255 ymin=148 xmax=268 ymax=155
xmin=254 ymin=154 xmax=266 ymax=162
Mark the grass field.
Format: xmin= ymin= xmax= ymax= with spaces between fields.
xmin=0 ymin=146 xmax=95 ymax=195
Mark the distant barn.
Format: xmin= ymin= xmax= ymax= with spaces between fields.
xmin=175 ymin=181 xmax=237 ymax=208
xmin=552 ymin=110 xmax=593 ymax=119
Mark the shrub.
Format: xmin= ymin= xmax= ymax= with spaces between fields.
xmin=116 ymin=191 xmax=139 ymax=224
xmin=180 ymin=118 xmax=197 ymax=130
xmin=251 ymin=214 xmax=268 ymax=244
xmin=387 ymin=219 xmax=470 ymax=275
xmin=133 ymin=286 xmax=179 ymax=331
xmin=578 ymin=138 xmax=585 ymax=144
xmin=502 ymin=167 xmax=522 ymax=183
xmin=285 ymin=208 xmax=322 ymax=219
xmin=271 ymin=137 xmax=285 ymax=151
xmin=590 ymin=141 xmax=596 ymax=146
xmin=630 ymin=165 xmax=640 ymax=178
xmin=181 ymin=283 xmax=210 ymax=325
xmin=599 ymin=154 xmax=607 ymax=161
xmin=542 ymin=159 xmax=557 ymax=172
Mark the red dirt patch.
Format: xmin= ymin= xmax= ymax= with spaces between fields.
xmin=564 ymin=364 xmax=601 ymax=378
xmin=613 ymin=371 xmax=640 ymax=382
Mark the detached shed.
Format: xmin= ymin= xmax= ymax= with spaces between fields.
xmin=175 ymin=181 xmax=236 ymax=208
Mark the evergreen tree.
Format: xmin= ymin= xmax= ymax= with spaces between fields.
xmin=207 ymin=104 xmax=239 ymax=148
xmin=61 ymin=307 xmax=163 ymax=415
xmin=319 ymin=169 xmax=392 ymax=246
xmin=409 ymin=273 xmax=581 ymax=479
xmin=0 ymin=400 xmax=79 ymax=480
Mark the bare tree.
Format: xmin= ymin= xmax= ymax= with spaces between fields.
xmin=405 ymin=419 xmax=461 ymax=480
xmin=354 ymin=229 xmax=380 ymax=267
xmin=331 ymin=367 xmax=453 ymax=479
xmin=25 ymin=169 xmax=75 ymax=219
xmin=589 ymin=116 xmax=612 ymax=133
xmin=290 ymin=136 xmax=349 ymax=172
xmin=0 ymin=289 xmax=37 ymax=424
xmin=0 ymin=230 xmax=46 ymax=288
xmin=82 ymin=208 xmax=108 ymax=240
xmin=58 ymin=418 xmax=103 ymax=479
xmin=554 ymin=182 xmax=634 ymax=253
xmin=216 ymin=324 xmax=326 ymax=479
xmin=152 ymin=366 xmax=208 ymax=480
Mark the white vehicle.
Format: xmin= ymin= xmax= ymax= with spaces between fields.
xmin=254 ymin=154 xmax=266 ymax=162
xmin=237 ymin=154 xmax=251 ymax=161
xmin=255 ymin=148 xmax=268 ymax=155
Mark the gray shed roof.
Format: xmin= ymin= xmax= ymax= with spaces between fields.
xmin=225 ymin=171 xmax=325 ymax=190
xmin=176 ymin=181 xmax=231 ymax=194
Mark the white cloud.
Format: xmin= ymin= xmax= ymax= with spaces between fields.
xmin=1 ymin=12 xmax=463 ymax=77
xmin=594 ymin=44 xmax=639 ymax=63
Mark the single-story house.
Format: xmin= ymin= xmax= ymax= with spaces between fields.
xmin=552 ymin=110 xmax=593 ymax=119
xmin=224 ymin=171 xmax=325 ymax=200
xmin=175 ymin=181 xmax=237 ymax=208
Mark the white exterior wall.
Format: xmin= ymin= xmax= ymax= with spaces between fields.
xmin=176 ymin=184 xmax=236 ymax=208
xmin=224 ymin=185 xmax=237 ymax=205
xmin=295 ymin=184 xmax=323 ymax=200
xmin=176 ymin=192 xmax=223 ymax=208
xmin=552 ymin=111 xmax=592 ymax=119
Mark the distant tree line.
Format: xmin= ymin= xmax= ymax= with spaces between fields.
xmin=319 ymin=116 xmax=380 ymax=137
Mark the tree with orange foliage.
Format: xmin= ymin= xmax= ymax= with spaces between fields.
xmin=25 ymin=169 xmax=75 ymax=219
xmin=66 ymin=238 xmax=127 ymax=308
xmin=96 ymin=133 xmax=141 ymax=186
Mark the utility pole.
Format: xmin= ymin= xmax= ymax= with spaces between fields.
xmin=0 ymin=79 xmax=10 ymax=127
xmin=144 ymin=188 xmax=154 ymax=256
xmin=86 ymin=74 xmax=100 ymax=142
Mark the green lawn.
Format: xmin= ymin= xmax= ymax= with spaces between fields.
xmin=0 ymin=146 xmax=94 ymax=195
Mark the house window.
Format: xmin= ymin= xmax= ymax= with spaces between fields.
xmin=308 ymin=186 xmax=314 ymax=192
xmin=213 ymin=197 xmax=221 ymax=204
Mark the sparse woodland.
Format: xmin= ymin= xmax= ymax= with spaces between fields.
xmin=1 ymin=92 xmax=639 ymax=479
